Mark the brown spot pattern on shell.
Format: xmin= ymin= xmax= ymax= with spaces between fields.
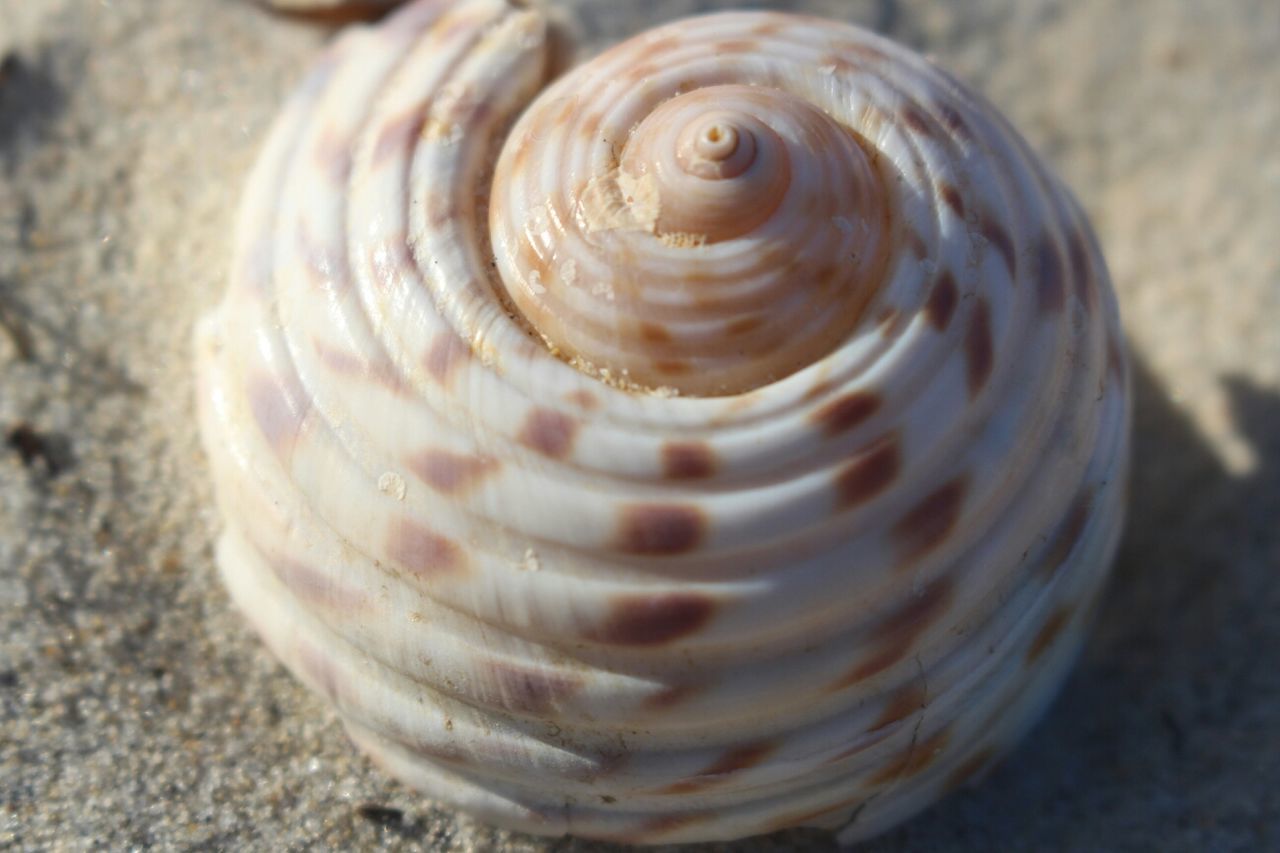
xmin=835 ymin=436 xmax=901 ymax=509
xmin=484 ymin=661 xmax=584 ymax=715
xmin=871 ymin=682 xmax=929 ymax=730
xmin=893 ymin=478 xmax=969 ymax=562
xmin=588 ymin=592 xmax=717 ymax=646
xmin=194 ymin=0 xmax=1130 ymax=847
xmin=1026 ymin=607 xmax=1074 ymax=664
xmin=925 ymin=271 xmax=959 ymax=330
xmin=517 ymin=407 xmax=579 ymax=459
xmin=424 ymin=330 xmax=471 ymax=383
xmin=661 ymin=441 xmax=717 ymax=479
xmin=965 ymin=300 xmax=995 ymax=395
xmin=386 ymin=518 xmax=466 ymax=580
xmin=617 ymin=504 xmax=707 ymax=555
xmin=657 ymin=741 xmax=777 ymax=794
xmin=814 ymin=390 xmax=882 ymax=436
xmin=408 ymin=449 xmax=497 ymax=494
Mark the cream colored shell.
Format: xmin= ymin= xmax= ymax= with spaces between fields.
xmin=195 ymin=0 xmax=1130 ymax=845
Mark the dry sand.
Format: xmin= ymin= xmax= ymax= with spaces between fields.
xmin=1 ymin=0 xmax=1277 ymax=849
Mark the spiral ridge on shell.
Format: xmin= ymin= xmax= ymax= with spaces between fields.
xmin=196 ymin=0 xmax=1131 ymax=844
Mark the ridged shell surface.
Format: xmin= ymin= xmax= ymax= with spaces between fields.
xmin=195 ymin=0 xmax=1131 ymax=845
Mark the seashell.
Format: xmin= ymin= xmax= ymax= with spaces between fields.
xmin=195 ymin=0 xmax=1131 ymax=845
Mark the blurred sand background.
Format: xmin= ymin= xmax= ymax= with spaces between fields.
xmin=1 ymin=0 xmax=1277 ymax=850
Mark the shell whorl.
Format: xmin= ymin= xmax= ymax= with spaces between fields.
xmin=196 ymin=0 xmax=1131 ymax=845
xmin=493 ymin=75 xmax=891 ymax=395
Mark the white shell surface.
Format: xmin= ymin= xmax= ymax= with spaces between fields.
xmin=195 ymin=0 xmax=1131 ymax=844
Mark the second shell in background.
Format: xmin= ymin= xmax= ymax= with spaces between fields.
xmin=260 ymin=0 xmax=402 ymax=19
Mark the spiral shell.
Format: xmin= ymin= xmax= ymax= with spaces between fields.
xmin=196 ymin=0 xmax=1130 ymax=845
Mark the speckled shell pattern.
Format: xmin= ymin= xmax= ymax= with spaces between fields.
xmin=195 ymin=0 xmax=1131 ymax=845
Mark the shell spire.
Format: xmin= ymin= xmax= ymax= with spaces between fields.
xmin=493 ymin=81 xmax=892 ymax=396
xmin=196 ymin=0 xmax=1131 ymax=846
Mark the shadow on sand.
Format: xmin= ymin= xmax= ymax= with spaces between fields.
xmin=860 ymin=351 xmax=1280 ymax=852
